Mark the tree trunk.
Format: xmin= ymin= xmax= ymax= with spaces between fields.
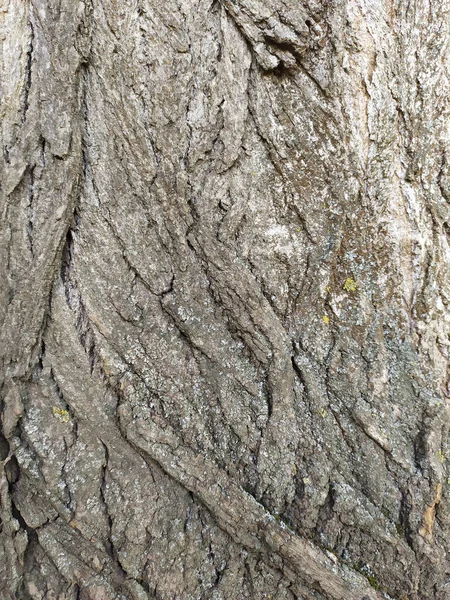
xmin=1 ymin=1 xmax=450 ymax=598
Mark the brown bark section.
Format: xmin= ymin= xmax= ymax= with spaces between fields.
xmin=1 ymin=1 xmax=450 ymax=599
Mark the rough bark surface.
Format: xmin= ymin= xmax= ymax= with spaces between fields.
xmin=1 ymin=1 xmax=450 ymax=599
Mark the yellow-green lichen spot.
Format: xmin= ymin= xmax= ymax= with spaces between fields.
xmin=343 ymin=277 xmax=357 ymax=292
xmin=52 ymin=406 xmax=70 ymax=423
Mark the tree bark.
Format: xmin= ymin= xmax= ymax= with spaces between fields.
xmin=1 ymin=1 xmax=450 ymax=598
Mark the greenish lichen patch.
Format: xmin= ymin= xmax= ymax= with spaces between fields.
xmin=343 ymin=277 xmax=358 ymax=292
xmin=52 ymin=406 xmax=70 ymax=423
xmin=352 ymin=563 xmax=380 ymax=591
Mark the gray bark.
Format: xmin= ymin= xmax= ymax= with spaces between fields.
xmin=1 ymin=1 xmax=450 ymax=599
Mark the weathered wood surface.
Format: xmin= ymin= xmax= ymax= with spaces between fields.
xmin=1 ymin=1 xmax=450 ymax=598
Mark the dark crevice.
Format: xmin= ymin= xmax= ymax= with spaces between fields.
xmin=244 ymin=560 xmax=256 ymax=598
xmin=88 ymin=339 xmax=95 ymax=374
xmin=314 ymin=483 xmax=335 ymax=537
xmin=60 ymin=226 xmax=76 ymax=307
xmin=399 ymin=489 xmax=415 ymax=551
xmin=5 ymin=454 xmax=20 ymax=485
xmin=60 ymin=437 xmax=74 ymax=512
xmin=22 ymin=21 xmax=34 ymax=122
xmin=59 ymin=209 xmax=100 ymax=376
xmin=11 ymin=499 xmax=38 ymax=545
xmin=443 ymin=221 xmax=450 ymax=244
xmin=137 ymin=576 xmax=150 ymax=594
xmin=99 ymin=441 xmax=115 ymax=560
xmin=74 ymin=584 xmax=81 ymax=600
xmin=437 ymin=151 xmax=449 ymax=203
xmin=159 ymin=273 xmax=175 ymax=298
xmin=26 ymin=166 xmax=35 ymax=257
xmin=36 ymin=340 xmax=46 ymax=372
xmin=272 ymin=60 xmax=294 ymax=78
xmin=0 ymin=432 xmax=9 ymax=461
xmin=413 ymin=415 xmax=427 ymax=471
xmin=76 ymin=295 xmax=97 ymax=374
xmin=291 ymin=355 xmax=310 ymax=401
xmin=97 ymin=440 xmax=133 ymax=585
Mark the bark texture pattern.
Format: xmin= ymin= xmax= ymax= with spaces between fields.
xmin=1 ymin=1 xmax=450 ymax=599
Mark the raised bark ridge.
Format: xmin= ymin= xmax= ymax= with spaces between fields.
xmin=1 ymin=1 xmax=450 ymax=599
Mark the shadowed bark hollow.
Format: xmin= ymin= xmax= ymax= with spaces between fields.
xmin=1 ymin=1 xmax=450 ymax=599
